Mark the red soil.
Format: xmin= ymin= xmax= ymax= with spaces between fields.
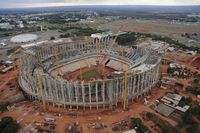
xmin=191 ymin=57 xmax=200 ymax=68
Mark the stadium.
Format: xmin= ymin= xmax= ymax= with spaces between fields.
xmin=18 ymin=37 xmax=161 ymax=110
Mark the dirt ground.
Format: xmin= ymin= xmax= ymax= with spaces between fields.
xmin=0 ymin=86 xmax=179 ymax=133
xmin=164 ymin=51 xmax=200 ymax=74
xmin=190 ymin=56 xmax=200 ymax=68
xmin=0 ymin=65 xmax=20 ymax=103
xmin=1 ymin=50 xmax=199 ymax=133
xmin=164 ymin=50 xmax=193 ymax=64
xmin=0 ymin=67 xmax=199 ymax=133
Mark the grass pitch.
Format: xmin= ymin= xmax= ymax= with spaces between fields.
xmin=80 ymin=69 xmax=102 ymax=80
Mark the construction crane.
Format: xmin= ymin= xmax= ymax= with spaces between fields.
xmin=47 ymin=41 xmax=63 ymax=79
xmin=123 ymin=71 xmax=128 ymax=110
xmin=36 ymin=73 xmax=46 ymax=109
xmin=8 ymin=47 xmax=23 ymax=71
xmin=109 ymin=25 xmax=124 ymax=50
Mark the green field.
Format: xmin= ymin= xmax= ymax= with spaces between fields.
xmin=80 ymin=70 xmax=102 ymax=80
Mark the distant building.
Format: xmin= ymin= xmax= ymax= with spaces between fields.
xmin=167 ymin=47 xmax=175 ymax=52
xmin=18 ymin=21 xmax=24 ymax=28
xmin=0 ymin=66 xmax=14 ymax=73
xmin=91 ymin=33 xmax=109 ymax=39
xmin=27 ymin=21 xmax=37 ymax=24
xmin=0 ymin=42 xmax=7 ymax=46
xmin=0 ymin=23 xmax=12 ymax=29
xmin=123 ymin=129 xmax=137 ymax=133
xmin=91 ymin=31 xmax=126 ymax=39
xmin=186 ymin=51 xmax=197 ymax=56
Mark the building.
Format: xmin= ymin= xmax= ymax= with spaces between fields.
xmin=123 ymin=129 xmax=137 ymax=133
xmin=0 ymin=23 xmax=12 ymax=29
xmin=18 ymin=37 xmax=161 ymax=110
xmin=156 ymin=93 xmax=190 ymax=117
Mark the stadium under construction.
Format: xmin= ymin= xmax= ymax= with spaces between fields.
xmin=18 ymin=36 xmax=161 ymax=110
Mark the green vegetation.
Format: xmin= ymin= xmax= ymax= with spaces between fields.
xmin=60 ymin=33 xmax=71 ymax=38
xmin=50 ymin=36 xmax=55 ymax=40
xmin=80 ymin=70 xmax=101 ymax=80
xmin=183 ymin=111 xmax=193 ymax=124
xmin=193 ymin=79 xmax=199 ymax=84
xmin=0 ymin=102 xmax=10 ymax=112
xmin=146 ymin=112 xmax=153 ymax=119
xmin=130 ymin=117 xmax=151 ymax=133
xmin=192 ymin=105 xmax=200 ymax=119
xmin=145 ymin=112 xmax=180 ymax=133
xmin=186 ymin=84 xmax=200 ymax=95
xmin=181 ymin=109 xmax=200 ymax=133
xmin=178 ymin=96 xmax=192 ymax=107
xmin=117 ymin=32 xmax=200 ymax=53
xmin=0 ymin=117 xmax=20 ymax=133
xmin=185 ymin=122 xmax=199 ymax=133
xmin=117 ymin=32 xmax=137 ymax=45
xmin=59 ymin=27 xmax=104 ymax=37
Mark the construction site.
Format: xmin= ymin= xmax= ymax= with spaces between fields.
xmin=18 ymin=34 xmax=161 ymax=110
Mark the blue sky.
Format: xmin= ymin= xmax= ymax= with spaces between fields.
xmin=1 ymin=0 xmax=200 ymax=8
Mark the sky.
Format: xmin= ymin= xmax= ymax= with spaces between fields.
xmin=0 ymin=0 xmax=200 ymax=8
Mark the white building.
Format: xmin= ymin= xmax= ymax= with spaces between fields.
xmin=0 ymin=23 xmax=12 ymax=29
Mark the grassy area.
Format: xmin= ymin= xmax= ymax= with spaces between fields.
xmin=117 ymin=32 xmax=200 ymax=53
xmin=130 ymin=117 xmax=151 ymax=133
xmin=80 ymin=69 xmax=101 ymax=80
xmin=145 ymin=112 xmax=180 ymax=133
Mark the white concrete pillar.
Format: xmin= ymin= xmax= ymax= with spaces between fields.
xmin=95 ymin=82 xmax=98 ymax=109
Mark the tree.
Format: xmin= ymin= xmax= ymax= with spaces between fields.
xmin=183 ymin=111 xmax=193 ymax=124
xmin=0 ymin=117 xmax=13 ymax=129
xmin=1 ymin=122 xmax=19 ymax=133
xmin=0 ymin=117 xmax=19 ymax=133
xmin=192 ymin=105 xmax=200 ymax=117
xmin=0 ymin=102 xmax=10 ymax=112
xmin=193 ymin=79 xmax=199 ymax=84
xmin=50 ymin=36 xmax=55 ymax=40
xmin=146 ymin=112 xmax=153 ymax=119
xmin=186 ymin=122 xmax=199 ymax=133
xmin=130 ymin=118 xmax=150 ymax=133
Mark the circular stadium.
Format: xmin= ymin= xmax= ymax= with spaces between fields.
xmin=11 ymin=34 xmax=38 ymax=43
xmin=18 ymin=37 xmax=161 ymax=110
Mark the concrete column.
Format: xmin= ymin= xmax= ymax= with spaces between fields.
xmin=141 ymin=72 xmax=145 ymax=93
xmin=120 ymin=79 xmax=124 ymax=103
xmin=81 ymin=81 xmax=85 ymax=110
xmin=67 ymin=82 xmax=72 ymax=109
xmin=102 ymin=81 xmax=105 ymax=109
xmin=132 ymin=75 xmax=136 ymax=101
xmin=108 ymin=82 xmax=113 ymax=109
xmin=42 ymin=76 xmax=48 ymax=100
xmin=60 ymin=80 xmax=66 ymax=108
xmin=95 ymin=82 xmax=98 ymax=109
xmin=137 ymin=74 xmax=140 ymax=95
xmin=115 ymin=80 xmax=119 ymax=106
xmin=74 ymin=82 xmax=79 ymax=109
xmin=89 ymin=82 xmax=92 ymax=110
xmin=54 ymin=80 xmax=59 ymax=105
xmin=144 ymin=72 xmax=148 ymax=91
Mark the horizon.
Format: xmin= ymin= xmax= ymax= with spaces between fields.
xmin=1 ymin=0 xmax=200 ymax=9
xmin=1 ymin=4 xmax=200 ymax=10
